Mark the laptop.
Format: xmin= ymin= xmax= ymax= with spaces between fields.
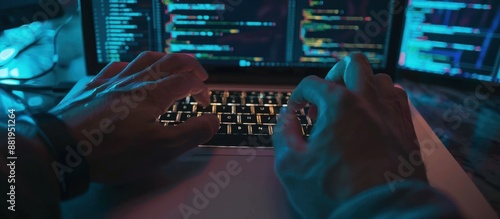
xmin=60 ymin=0 xmax=497 ymax=218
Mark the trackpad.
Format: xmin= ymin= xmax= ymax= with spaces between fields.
xmin=108 ymin=154 xmax=299 ymax=219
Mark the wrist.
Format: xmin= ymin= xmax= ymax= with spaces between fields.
xmin=30 ymin=113 xmax=90 ymax=200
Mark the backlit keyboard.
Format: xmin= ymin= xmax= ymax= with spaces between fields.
xmin=158 ymin=90 xmax=313 ymax=147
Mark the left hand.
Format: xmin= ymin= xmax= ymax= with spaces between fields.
xmin=50 ymin=52 xmax=220 ymax=184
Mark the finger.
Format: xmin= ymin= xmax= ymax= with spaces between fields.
xmin=138 ymin=53 xmax=209 ymax=82
xmin=393 ymin=86 xmax=412 ymax=123
xmin=325 ymin=53 xmax=376 ymax=96
xmin=149 ymin=73 xmax=210 ymax=112
xmin=273 ymin=107 xmax=307 ymax=157
xmin=391 ymin=86 xmax=414 ymax=139
xmin=87 ymin=62 xmax=128 ymax=89
xmin=393 ymin=87 xmax=421 ymax=157
xmin=287 ymin=75 xmax=338 ymax=112
xmin=324 ymin=57 xmax=348 ymax=84
xmin=117 ymin=51 xmax=167 ymax=78
xmin=373 ymin=73 xmax=394 ymax=99
xmin=173 ymin=114 xmax=220 ymax=144
xmin=157 ymin=114 xmax=220 ymax=155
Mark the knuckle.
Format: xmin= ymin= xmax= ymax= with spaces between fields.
xmin=167 ymin=53 xmax=195 ymax=63
xmin=303 ymin=75 xmax=320 ymax=83
xmin=108 ymin=62 xmax=128 ymax=70
xmin=107 ymin=61 xmax=119 ymax=66
xmin=394 ymin=88 xmax=408 ymax=99
xmin=166 ymin=53 xmax=182 ymax=62
xmin=375 ymin=73 xmax=392 ymax=82
xmin=138 ymin=51 xmax=157 ymax=59
xmin=349 ymin=52 xmax=369 ymax=63
xmin=301 ymin=75 xmax=323 ymax=89
xmin=170 ymin=74 xmax=189 ymax=85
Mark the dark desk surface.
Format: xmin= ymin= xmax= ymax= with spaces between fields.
xmin=400 ymin=80 xmax=500 ymax=216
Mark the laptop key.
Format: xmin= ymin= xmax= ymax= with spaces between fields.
xmin=241 ymin=115 xmax=258 ymax=124
xmin=297 ymin=115 xmax=309 ymax=125
xmin=177 ymin=103 xmax=194 ymax=112
xmin=230 ymin=124 xmax=249 ymax=134
xmin=211 ymin=95 xmax=223 ymax=104
xmin=303 ymin=125 xmax=312 ymax=136
xmin=167 ymin=103 xmax=176 ymax=112
xmin=235 ymin=106 xmax=252 ymax=114
xmin=160 ymin=112 xmax=178 ymax=122
xmin=179 ymin=113 xmax=198 ymax=121
xmin=263 ymin=97 xmax=278 ymax=105
xmin=185 ymin=97 xmax=197 ymax=104
xmin=227 ymin=96 xmax=242 ymax=105
xmin=196 ymin=105 xmax=213 ymax=113
xmin=245 ymin=91 xmax=261 ymax=97
xmin=252 ymin=125 xmax=270 ymax=135
xmin=215 ymin=105 xmax=232 ymax=113
xmin=274 ymin=106 xmax=283 ymax=114
xmin=255 ymin=106 xmax=271 ymax=114
xmin=218 ymin=124 xmax=228 ymax=134
xmin=264 ymin=91 xmax=277 ymax=97
xmin=220 ymin=114 xmax=238 ymax=123
xmin=280 ymin=97 xmax=289 ymax=105
xmin=245 ymin=97 xmax=259 ymax=105
xmin=260 ymin=115 xmax=277 ymax=124
xmin=211 ymin=90 xmax=224 ymax=95
xmin=228 ymin=91 xmax=244 ymax=96
xmin=303 ymin=106 xmax=310 ymax=115
xmin=166 ymin=122 xmax=180 ymax=126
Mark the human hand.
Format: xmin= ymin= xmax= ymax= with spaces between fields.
xmin=50 ymin=52 xmax=220 ymax=184
xmin=273 ymin=53 xmax=427 ymax=218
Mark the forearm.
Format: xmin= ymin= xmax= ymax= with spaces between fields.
xmin=1 ymin=120 xmax=61 ymax=218
xmin=328 ymin=181 xmax=463 ymax=219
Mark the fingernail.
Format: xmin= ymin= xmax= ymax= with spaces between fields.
xmin=344 ymin=55 xmax=352 ymax=66
xmin=278 ymin=107 xmax=292 ymax=124
xmin=280 ymin=106 xmax=288 ymax=115
xmin=197 ymin=91 xmax=210 ymax=107
xmin=207 ymin=116 xmax=220 ymax=133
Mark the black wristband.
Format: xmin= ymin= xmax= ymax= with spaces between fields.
xmin=31 ymin=113 xmax=90 ymax=200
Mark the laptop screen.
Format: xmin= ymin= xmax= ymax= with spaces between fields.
xmin=399 ymin=0 xmax=500 ymax=82
xmin=88 ymin=0 xmax=399 ymax=71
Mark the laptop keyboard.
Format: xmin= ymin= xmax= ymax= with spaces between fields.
xmin=158 ymin=90 xmax=313 ymax=147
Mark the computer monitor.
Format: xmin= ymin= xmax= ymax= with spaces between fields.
xmin=81 ymin=0 xmax=406 ymax=79
xmin=399 ymin=0 xmax=500 ymax=83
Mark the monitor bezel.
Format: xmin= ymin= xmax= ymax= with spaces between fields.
xmin=81 ymin=0 xmax=408 ymax=85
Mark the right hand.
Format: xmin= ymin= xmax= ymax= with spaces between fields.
xmin=273 ymin=53 xmax=427 ymax=218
